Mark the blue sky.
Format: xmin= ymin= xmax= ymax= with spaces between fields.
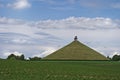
xmin=1 ymin=0 xmax=120 ymax=20
xmin=0 ymin=0 xmax=120 ymax=59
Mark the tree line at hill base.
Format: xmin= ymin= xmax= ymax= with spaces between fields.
xmin=7 ymin=54 xmax=25 ymax=60
xmin=2 ymin=54 xmax=120 ymax=61
xmin=6 ymin=54 xmax=41 ymax=61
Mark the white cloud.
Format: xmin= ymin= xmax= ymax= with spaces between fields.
xmin=12 ymin=38 xmax=27 ymax=44
xmin=35 ymin=17 xmax=120 ymax=30
xmin=92 ymin=46 xmax=120 ymax=57
xmin=0 ymin=17 xmax=26 ymax=24
xmin=0 ymin=17 xmax=120 ymax=30
xmin=0 ymin=17 xmax=120 ymax=59
xmin=32 ymin=46 xmax=57 ymax=58
xmin=3 ymin=51 xmax=23 ymax=57
xmin=7 ymin=0 xmax=31 ymax=10
xmin=112 ymin=52 xmax=120 ymax=56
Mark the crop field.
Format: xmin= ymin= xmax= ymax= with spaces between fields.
xmin=0 ymin=60 xmax=120 ymax=80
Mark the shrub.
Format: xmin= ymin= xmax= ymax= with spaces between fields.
xmin=112 ymin=55 xmax=120 ymax=61
xmin=7 ymin=54 xmax=25 ymax=60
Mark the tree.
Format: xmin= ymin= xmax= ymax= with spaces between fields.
xmin=19 ymin=54 xmax=25 ymax=60
xmin=107 ymin=56 xmax=111 ymax=60
xmin=29 ymin=56 xmax=41 ymax=61
xmin=7 ymin=54 xmax=25 ymax=60
xmin=7 ymin=54 xmax=16 ymax=60
xmin=112 ymin=55 xmax=120 ymax=61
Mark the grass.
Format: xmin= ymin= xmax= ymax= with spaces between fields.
xmin=0 ymin=60 xmax=120 ymax=80
xmin=44 ymin=41 xmax=108 ymax=60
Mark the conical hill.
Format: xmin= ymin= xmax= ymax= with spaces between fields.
xmin=44 ymin=40 xmax=108 ymax=60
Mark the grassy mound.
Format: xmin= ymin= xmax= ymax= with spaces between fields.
xmin=44 ymin=41 xmax=108 ymax=60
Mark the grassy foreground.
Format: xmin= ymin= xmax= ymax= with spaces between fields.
xmin=0 ymin=60 xmax=120 ymax=80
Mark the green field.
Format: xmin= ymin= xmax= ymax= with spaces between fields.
xmin=0 ymin=60 xmax=120 ymax=80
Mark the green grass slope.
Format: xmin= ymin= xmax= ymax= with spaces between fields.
xmin=44 ymin=41 xmax=108 ymax=60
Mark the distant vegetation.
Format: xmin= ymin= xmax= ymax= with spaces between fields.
xmin=112 ymin=55 xmax=120 ymax=61
xmin=5 ymin=53 xmax=120 ymax=61
xmin=29 ymin=56 xmax=41 ymax=61
xmin=6 ymin=54 xmax=41 ymax=61
xmin=7 ymin=54 xmax=25 ymax=60
xmin=0 ymin=54 xmax=117 ymax=61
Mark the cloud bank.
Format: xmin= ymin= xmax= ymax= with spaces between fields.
xmin=7 ymin=0 xmax=31 ymax=10
xmin=35 ymin=17 xmax=120 ymax=30
xmin=0 ymin=17 xmax=120 ymax=58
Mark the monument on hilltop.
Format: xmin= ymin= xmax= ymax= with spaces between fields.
xmin=74 ymin=36 xmax=78 ymax=41
xmin=43 ymin=36 xmax=108 ymax=60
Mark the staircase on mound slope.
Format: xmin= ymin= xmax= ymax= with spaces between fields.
xmin=44 ymin=37 xmax=108 ymax=60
